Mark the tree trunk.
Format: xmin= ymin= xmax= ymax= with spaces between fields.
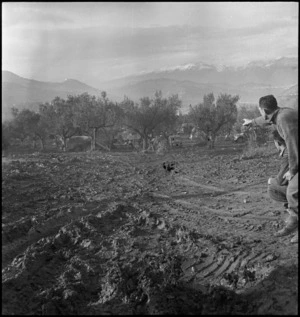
xmin=210 ymin=133 xmax=217 ymax=149
xmin=37 ymin=136 xmax=45 ymax=150
xmin=91 ymin=128 xmax=96 ymax=151
xmin=34 ymin=137 xmax=41 ymax=150
xmin=36 ymin=135 xmax=44 ymax=150
xmin=142 ymin=136 xmax=148 ymax=151
xmin=40 ymin=139 xmax=45 ymax=150
xmin=206 ymin=133 xmax=211 ymax=149
xmin=211 ymin=137 xmax=216 ymax=149
xmin=62 ymin=137 xmax=67 ymax=152
xmin=109 ymin=138 xmax=116 ymax=151
xmin=54 ymin=136 xmax=60 ymax=149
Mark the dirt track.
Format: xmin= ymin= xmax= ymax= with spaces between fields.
xmin=2 ymin=143 xmax=298 ymax=315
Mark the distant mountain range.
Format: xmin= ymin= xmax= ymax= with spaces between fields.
xmin=100 ymin=57 xmax=298 ymax=109
xmin=103 ymin=57 xmax=298 ymax=87
xmin=2 ymin=71 xmax=105 ymax=121
xmin=2 ymin=57 xmax=298 ymax=121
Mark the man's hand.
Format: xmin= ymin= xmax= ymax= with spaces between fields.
xmin=283 ymin=170 xmax=293 ymax=181
xmin=242 ymin=118 xmax=253 ymax=127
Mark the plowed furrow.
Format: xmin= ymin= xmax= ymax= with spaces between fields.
xmin=240 ymin=251 xmax=263 ymax=268
xmin=227 ymin=251 xmax=250 ymax=273
xmin=194 ymin=257 xmax=215 ymax=272
xmin=181 ymin=258 xmax=198 ymax=271
xmin=213 ymin=256 xmax=235 ymax=277
xmin=248 ymin=252 xmax=272 ymax=264
xmin=199 ymin=261 xmax=222 ymax=278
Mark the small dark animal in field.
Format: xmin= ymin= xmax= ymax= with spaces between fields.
xmin=163 ymin=161 xmax=179 ymax=173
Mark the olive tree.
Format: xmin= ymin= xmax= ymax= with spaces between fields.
xmin=123 ymin=91 xmax=182 ymax=151
xmin=7 ymin=108 xmax=49 ymax=149
xmin=189 ymin=93 xmax=239 ymax=148
xmin=72 ymin=92 xmax=119 ymax=151
xmin=39 ymin=97 xmax=79 ymax=151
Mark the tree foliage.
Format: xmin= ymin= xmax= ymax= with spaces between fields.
xmin=2 ymin=121 xmax=14 ymax=150
xmin=72 ymin=92 xmax=120 ymax=150
xmin=6 ymin=108 xmax=49 ymax=149
xmin=9 ymin=108 xmax=28 ymax=143
xmin=122 ymin=91 xmax=182 ymax=150
xmin=39 ymin=97 xmax=79 ymax=150
xmin=37 ymin=93 xmax=120 ymax=151
xmin=189 ymin=93 xmax=239 ymax=148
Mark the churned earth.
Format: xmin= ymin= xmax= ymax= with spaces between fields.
xmin=2 ymin=142 xmax=298 ymax=315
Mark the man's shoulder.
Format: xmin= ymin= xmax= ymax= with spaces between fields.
xmin=277 ymin=107 xmax=298 ymax=120
xmin=278 ymin=107 xmax=298 ymax=114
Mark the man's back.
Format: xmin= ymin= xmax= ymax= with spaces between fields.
xmin=276 ymin=107 xmax=298 ymax=128
xmin=275 ymin=107 xmax=298 ymax=177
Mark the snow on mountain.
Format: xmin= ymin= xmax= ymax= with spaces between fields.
xmin=156 ymin=63 xmax=196 ymax=72
xmin=149 ymin=62 xmax=216 ymax=74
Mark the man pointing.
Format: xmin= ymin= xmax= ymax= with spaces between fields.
xmin=243 ymin=95 xmax=298 ymax=243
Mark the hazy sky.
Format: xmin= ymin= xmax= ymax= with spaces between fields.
xmin=2 ymin=2 xmax=298 ymax=87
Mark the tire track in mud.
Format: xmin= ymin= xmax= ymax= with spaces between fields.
xmin=148 ymin=174 xmax=297 ymax=293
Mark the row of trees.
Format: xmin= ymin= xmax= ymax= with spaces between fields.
xmin=3 ymin=91 xmax=182 ymax=151
xmin=2 ymin=90 xmax=249 ymax=152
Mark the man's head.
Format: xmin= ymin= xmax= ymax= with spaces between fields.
xmin=258 ymin=95 xmax=279 ymax=119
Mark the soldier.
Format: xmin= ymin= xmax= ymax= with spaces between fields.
xmin=243 ymin=95 xmax=298 ymax=243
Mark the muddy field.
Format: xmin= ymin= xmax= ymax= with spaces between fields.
xmin=2 ymin=142 xmax=298 ymax=315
